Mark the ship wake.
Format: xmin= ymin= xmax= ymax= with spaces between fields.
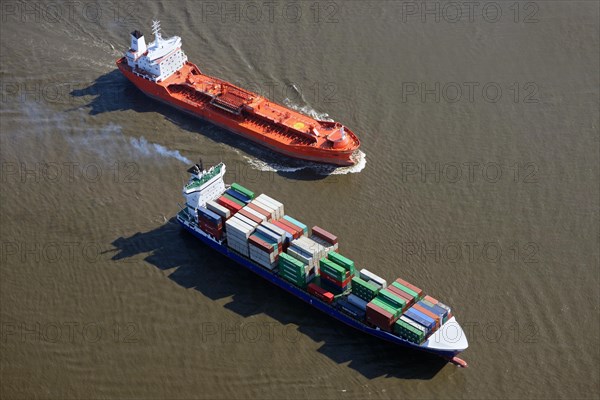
xmin=243 ymin=150 xmax=367 ymax=175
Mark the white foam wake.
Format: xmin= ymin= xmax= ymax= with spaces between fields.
xmin=243 ymin=150 xmax=367 ymax=175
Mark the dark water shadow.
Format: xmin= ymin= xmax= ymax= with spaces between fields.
xmin=70 ymin=70 xmax=350 ymax=181
xmin=111 ymin=218 xmax=448 ymax=379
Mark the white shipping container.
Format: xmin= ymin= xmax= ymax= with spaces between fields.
xmin=242 ymin=206 xmax=267 ymax=223
xmin=256 ymin=225 xmax=282 ymax=244
xmin=400 ymin=315 xmax=427 ymax=334
xmin=286 ymin=247 xmax=314 ymax=269
xmin=256 ymin=194 xmax=284 ymax=219
xmin=226 ymin=218 xmax=253 ymax=239
xmin=347 ymin=294 xmax=368 ymax=310
xmin=251 ymin=199 xmax=276 ymax=219
xmin=233 ymin=213 xmax=259 ymax=229
xmin=249 ymin=244 xmax=277 ymax=263
xmin=207 ymin=200 xmax=230 ymax=219
xmin=261 ymin=221 xmax=286 ymax=239
xmin=359 ymin=269 xmax=387 ymax=288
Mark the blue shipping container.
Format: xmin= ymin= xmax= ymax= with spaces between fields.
xmin=197 ymin=206 xmax=221 ymax=224
xmin=405 ymin=308 xmax=436 ymax=332
xmin=417 ymin=300 xmax=448 ymax=321
xmin=225 ymin=189 xmax=250 ymax=204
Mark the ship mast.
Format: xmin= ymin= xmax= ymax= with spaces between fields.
xmin=152 ymin=20 xmax=162 ymax=43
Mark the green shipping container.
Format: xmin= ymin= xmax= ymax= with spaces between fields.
xmin=370 ymin=298 xmax=401 ymax=318
xmin=231 ymin=183 xmax=255 ymax=200
xmin=378 ymin=289 xmax=407 ymax=310
xmin=319 ymin=258 xmax=346 ymax=280
xmin=279 ymin=263 xmax=305 ymax=278
xmin=394 ymin=319 xmax=425 ymax=343
xmin=327 ymin=252 xmax=356 ymax=274
xmin=391 ymin=282 xmax=419 ymax=300
xmin=351 ymin=276 xmax=379 ymax=301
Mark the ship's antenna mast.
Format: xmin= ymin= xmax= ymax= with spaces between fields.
xmin=152 ymin=20 xmax=162 ymax=43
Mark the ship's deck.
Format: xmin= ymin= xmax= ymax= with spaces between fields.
xmin=160 ymin=62 xmax=360 ymax=152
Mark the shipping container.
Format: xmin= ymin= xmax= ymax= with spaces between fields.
xmin=377 ymin=289 xmax=407 ymax=311
xmin=391 ymin=281 xmax=419 ymax=301
xmin=252 ymin=199 xmax=276 ymax=218
xmin=256 ymin=225 xmax=283 ymax=244
xmin=248 ymin=234 xmax=273 ymax=253
xmin=282 ymin=215 xmax=308 ymax=235
xmin=233 ymin=213 xmax=259 ymax=229
xmin=416 ymin=300 xmax=449 ymax=324
xmin=256 ymin=194 xmax=284 ymax=219
xmin=365 ymin=302 xmax=396 ymax=331
xmin=261 ymin=221 xmax=287 ymax=240
xmin=238 ymin=208 xmax=262 ymax=225
xmin=337 ymin=299 xmax=365 ymax=319
xmin=386 ymin=285 xmax=415 ymax=307
xmin=231 ymin=183 xmax=255 ymax=200
xmin=347 ymin=294 xmax=368 ymax=310
xmin=225 ymin=188 xmax=251 ymax=204
xmin=370 ymin=298 xmax=401 ymax=318
xmin=307 ymin=283 xmax=334 ymax=303
xmin=311 ymin=226 xmax=338 ymax=245
xmin=350 ymin=276 xmax=380 ymax=302
xmin=321 ymin=272 xmax=352 ymax=289
xmin=404 ymin=308 xmax=436 ymax=333
xmin=246 ymin=202 xmax=271 ymax=220
xmin=412 ymin=303 xmax=441 ymax=329
xmin=278 ymin=218 xmax=306 ymax=237
xmin=242 ymin=206 xmax=267 ymax=223
xmin=206 ymin=200 xmax=231 ymax=220
xmin=197 ymin=206 xmax=222 ymax=224
xmin=359 ymin=269 xmax=387 ymax=288
xmin=327 ymin=252 xmax=356 ymax=274
xmin=217 ymin=196 xmax=243 ymax=213
xmin=319 ymin=258 xmax=348 ymax=280
xmin=271 ymin=220 xmax=297 ymax=240
xmin=394 ymin=278 xmax=424 ymax=299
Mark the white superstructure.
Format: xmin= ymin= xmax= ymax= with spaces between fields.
xmin=125 ymin=20 xmax=188 ymax=82
xmin=183 ymin=162 xmax=226 ymax=217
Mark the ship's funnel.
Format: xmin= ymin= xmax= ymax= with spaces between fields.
xmin=130 ymin=30 xmax=147 ymax=54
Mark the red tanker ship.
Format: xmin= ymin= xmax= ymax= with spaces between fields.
xmin=117 ymin=21 xmax=360 ymax=166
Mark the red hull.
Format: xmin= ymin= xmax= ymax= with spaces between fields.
xmin=116 ymin=58 xmax=360 ymax=166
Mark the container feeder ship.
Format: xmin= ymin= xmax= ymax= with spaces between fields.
xmin=176 ymin=161 xmax=469 ymax=367
xmin=117 ymin=21 xmax=361 ymax=166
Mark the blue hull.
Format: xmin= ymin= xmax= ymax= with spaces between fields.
xmin=178 ymin=218 xmax=460 ymax=359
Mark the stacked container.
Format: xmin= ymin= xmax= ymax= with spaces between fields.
xmin=310 ymin=226 xmax=339 ymax=252
xmin=197 ymin=206 xmax=223 ymax=239
xmin=231 ymin=183 xmax=255 ymax=200
xmin=225 ymin=217 xmax=253 ymax=256
xmin=319 ymin=257 xmax=351 ymax=293
xmin=351 ymin=276 xmax=380 ymax=302
xmin=217 ymin=195 xmax=243 ymax=215
xmin=206 ymin=200 xmax=230 ymax=220
xmin=282 ymin=215 xmax=308 ymax=236
xmin=289 ymin=237 xmax=326 ymax=278
xmin=327 ymin=252 xmax=356 ymax=276
xmin=248 ymin=234 xmax=277 ymax=270
xmin=337 ymin=298 xmax=366 ymax=319
xmin=255 ymin=194 xmax=284 ymax=219
xmin=278 ymin=252 xmax=308 ymax=288
xmin=394 ymin=316 xmax=426 ymax=344
xmin=359 ymin=269 xmax=388 ymax=289
xmin=366 ymin=298 xmax=399 ymax=332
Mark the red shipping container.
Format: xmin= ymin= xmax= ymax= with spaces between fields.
xmin=424 ymin=295 xmax=439 ymax=305
xmin=386 ymin=285 xmax=414 ymax=308
xmin=366 ymin=302 xmax=396 ymax=332
xmin=247 ymin=202 xmax=271 ymax=220
xmin=311 ymin=226 xmax=338 ymax=244
xmin=307 ymin=283 xmax=334 ymax=303
xmin=248 ymin=235 xmax=273 ymax=253
xmin=238 ymin=208 xmax=262 ymax=225
xmin=395 ymin=278 xmax=424 ymax=298
xmin=321 ymin=272 xmax=352 ymax=288
xmin=278 ymin=218 xmax=304 ymax=234
xmin=198 ymin=215 xmax=222 ymax=229
xmin=412 ymin=304 xmax=441 ymax=329
xmin=217 ymin=196 xmax=243 ymax=213
xmin=276 ymin=219 xmax=302 ymax=238
xmin=271 ymin=220 xmax=297 ymax=238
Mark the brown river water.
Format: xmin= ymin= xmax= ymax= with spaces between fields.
xmin=1 ymin=1 xmax=598 ymax=399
